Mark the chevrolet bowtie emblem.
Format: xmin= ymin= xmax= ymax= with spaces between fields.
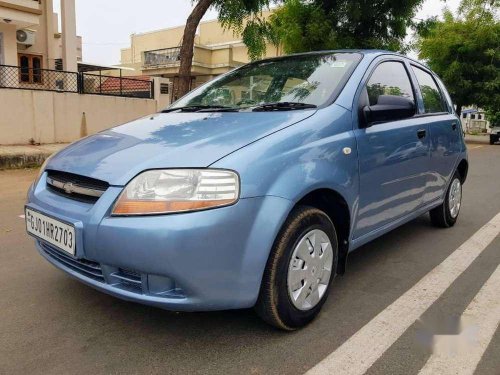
xmin=63 ymin=182 xmax=75 ymax=194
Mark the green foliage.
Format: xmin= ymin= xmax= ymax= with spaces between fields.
xmin=206 ymin=0 xmax=273 ymax=61
xmin=417 ymin=1 xmax=500 ymax=113
xmin=367 ymin=83 xmax=404 ymax=104
xmin=485 ymin=105 xmax=500 ymax=126
xmin=420 ymin=85 xmax=444 ymax=113
xmin=215 ymin=0 xmax=271 ymax=31
xmin=230 ymin=0 xmax=425 ymax=59
xmin=267 ymin=1 xmax=335 ymax=54
xmin=241 ymin=18 xmax=272 ymax=61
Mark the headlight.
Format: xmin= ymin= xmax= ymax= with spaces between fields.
xmin=112 ymin=169 xmax=240 ymax=216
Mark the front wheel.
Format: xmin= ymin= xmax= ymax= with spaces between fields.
xmin=430 ymin=171 xmax=463 ymax=228
xmin=255 ymin=206 xmax=338 ymax=330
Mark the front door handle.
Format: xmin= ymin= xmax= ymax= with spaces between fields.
xmin=417 ymin=129 xmax=427 ymax=139
xmin=452 ymin=122 xmax=457 ymax=130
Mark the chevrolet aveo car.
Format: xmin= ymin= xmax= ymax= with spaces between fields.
xmin=26 ymin=50 xmax=468 ymax=330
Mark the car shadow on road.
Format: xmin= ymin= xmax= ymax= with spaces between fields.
xmin=53 ymin=214 xmax=435 ymax=334
xmin=40 ymin=213 xmax=447 ymax=373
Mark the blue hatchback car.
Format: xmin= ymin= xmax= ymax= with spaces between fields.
xmin=26 ymin=50 xmax=468 ymax=330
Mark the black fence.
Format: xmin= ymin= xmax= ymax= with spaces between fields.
xmin=0 ymin=65 xmax=154 ymax=99
xmin=0 ymin=64 xmax=79 ymax=93
xmin=80 ymin=73 xmax=154 ymax=99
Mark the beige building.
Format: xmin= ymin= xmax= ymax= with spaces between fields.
xmin=120 ymin=12 xmax=282 ymax=97
xmin=0 ymin=0 xmax=81 ymax=77
xmin=0 ymin=1 xmax=170 ymax=146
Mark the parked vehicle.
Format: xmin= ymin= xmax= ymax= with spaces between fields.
xmin=490 ymin=126 xmax=500 ymax=145
xmin=26 ymin=50 xmax=468 ymax=330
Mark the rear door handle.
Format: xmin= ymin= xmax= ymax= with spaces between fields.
xmin=452 ymin=122 xmax=457 ymax=130
xmin=417 ymin=129 xmax=427 ymax=139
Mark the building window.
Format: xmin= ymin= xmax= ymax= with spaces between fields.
xmin=470 ymin=114 xmax=476 ymax=119
xmin=18 ymin=54 xmax=43 ymax=84
xmin=462 ymin=113 xmax=467 ymax=119
xmin=478 ymin=114 xmax=482 ymax=120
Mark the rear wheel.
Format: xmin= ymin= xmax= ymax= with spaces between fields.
xmin=255 ymin=206 xmax=338 ymax=330
xmin=430 ymin=171 xmax=462 ymax=228
xmin=490 ymin=135 xmax=496 ymax=145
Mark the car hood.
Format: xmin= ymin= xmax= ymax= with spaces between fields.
xmin=47 ymin=111 xmax=316 ymax=185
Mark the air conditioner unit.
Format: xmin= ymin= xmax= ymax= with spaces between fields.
xmin=16 ymin=29 xmax=36 ymax=46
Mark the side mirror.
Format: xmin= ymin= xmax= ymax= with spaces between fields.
xmin=362 ymin=95 xmax=415 ymax=127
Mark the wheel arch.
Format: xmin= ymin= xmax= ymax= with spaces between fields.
xmin=457 ymin=159 xmax=469 ymax=183
xmin=294 ymin=188 xmax=351 ymax=275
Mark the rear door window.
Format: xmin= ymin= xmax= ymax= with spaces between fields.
xmin=411 ymin=66 xmax=448 ymax=114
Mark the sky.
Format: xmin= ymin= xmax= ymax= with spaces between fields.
xmin=53 ymin=0 xmax=460 ymax=66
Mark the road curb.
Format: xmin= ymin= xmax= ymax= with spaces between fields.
xmin=0 ymin=152 xmax=51 ymax=170
xmin=0 ymin=143 xmax=69 ymax=170
xmin=465 ymin=135 xmax=490 ymax=145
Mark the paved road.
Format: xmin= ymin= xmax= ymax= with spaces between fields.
xmin=0 ymin=143 xmax=499 ymax=375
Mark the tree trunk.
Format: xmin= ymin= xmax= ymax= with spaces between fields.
xmin=176 ymin=0 xmax=214 ymax=99
xmin=456 ymin=103 xmax=462 ymax=117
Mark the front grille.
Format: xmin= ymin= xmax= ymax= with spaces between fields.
xmin=46 ymin=170 xmax=109 ymax=203
xmin=40 ymin=242 xmax=105 ymax=282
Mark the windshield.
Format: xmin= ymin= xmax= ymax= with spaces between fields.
xmin=171 ymin=53 xmax=362 ymax=110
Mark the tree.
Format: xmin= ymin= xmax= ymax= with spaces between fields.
xmin=177 ymin=0 xmax=270 ymax=98
xmin=241 ymin=0 xmax=425 ymax=58
xmin=417 ymin=0 xmax=499 ymax=115
xmin=177 ymin=0 xmax=214 ymax=99
xmin=485 ymin=106 xmax=500 ymax=127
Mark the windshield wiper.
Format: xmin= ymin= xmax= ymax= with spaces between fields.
xmin=161 ymin=105 xmax=238 ymax=113
xmin=251 ymin=102 xmax=318 ymax=112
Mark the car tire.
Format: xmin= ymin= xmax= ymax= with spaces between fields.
xmin=255 ymin=206 xmax=338 ymax=330
xmin=430 ymin=171 xmax=463 ymax=228
xmin=490 ymin=135 xmax=495 ymax=145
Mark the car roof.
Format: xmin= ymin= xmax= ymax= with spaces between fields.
xmin=250 ymin=49 xmax=431 ymax=71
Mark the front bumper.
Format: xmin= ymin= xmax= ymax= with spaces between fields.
xmin=27 ymin=175 xmax=293 ymax=311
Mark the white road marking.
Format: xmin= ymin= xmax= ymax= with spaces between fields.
xmin=306 ymin=212 xmax=500 ymax=375
xmin=19 ymin=215 xmax=25 ymax=219
xmin=469 ymin=145 xmax=484 ymax=150
xmin=419 ymin=265 xmax=500 ymax=375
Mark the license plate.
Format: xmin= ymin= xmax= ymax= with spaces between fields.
xmin=25 ymin=208 xmax=76 ymax=256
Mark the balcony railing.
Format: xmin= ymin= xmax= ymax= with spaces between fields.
xmin=143 ymin=47 xmax=181 ymax=68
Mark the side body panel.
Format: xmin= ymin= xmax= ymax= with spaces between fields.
xmin=351 ymin=56 xmax=432 ymax=240
xmin=211 ymin=104 xmax=360 ymax=236
xmin=427 ymin=75 xmax=466 ymax=200
xmin=349 ymin=56 xmax=468 ymax=250
xmin=353 ymin=118 xmax=431 ymax=239
xmin=423 ymin=114 xmax=462 ymax=202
